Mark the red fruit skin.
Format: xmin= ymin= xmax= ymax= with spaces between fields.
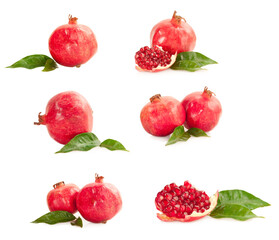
xmin=150 ymin=11 xmax=196 ymax=55
xmin=76 ymin=176 xmax=122 ymax=223
xmin=182 ymin=88 xmax=222 ymax=132
xmin=47 ymin=182 xmax=80 ymax=214
xmin=140 ymin=95 xmax=186 ymax=136
xmin=49 ymin=16 xmax=97 ymax=67
xmin=36 ymin=91 xmax=93 ymax=144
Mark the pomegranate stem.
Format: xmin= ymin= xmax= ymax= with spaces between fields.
xmin=150 ymin=94 xmax=161 ymax=103
xmin=53 ymin=181 xmax=65 ymax=189
xmin=203 ymin=86 xmax=215 ymax=98
xmin=34 ymin=112 xmax=46 ymax=125
xmin=95 ymin=173 xmax=104 ymax=183
xmin=68 ymin=14 xmax=78 ymax=24
xmin=172 ymin=11 xmax=186 ymax=24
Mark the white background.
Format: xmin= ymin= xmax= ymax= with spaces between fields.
xmin=0 ymin=0 xmax=278 ymax=239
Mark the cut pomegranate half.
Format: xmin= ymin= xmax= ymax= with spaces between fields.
xmin=155 ymin=181 xmax=218 ymax=222
xmin=135 ymin=46 xmax=176 ymax=72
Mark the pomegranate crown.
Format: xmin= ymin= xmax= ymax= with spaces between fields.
xmin=68 ymin=14 xmax=78 ymax=24
xmin=203 ymin=86 xmax=215 ymax=98
xmin=150 ymin=94 xmax=161 ymax=103
xmin=171 ymin=11 xmax=186 ymax=25
xmin=95 ymin=173 xmax=104 ymax=183
xmin=53 ymin=181 xmax=65 ymax=189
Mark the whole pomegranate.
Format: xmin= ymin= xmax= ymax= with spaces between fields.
xmin=34 ymin=91 xmax=93 ymax=144
xmin=76 ymin=174 xmax=122 ymax=223
xmin=150 ymin=11 xmax=196 ymax=55
xmin=140 ymin=94 xmax=186 ymax=136
xmin=47 ymin=181 xmax=80 ymax=214
xmin=155 ymin=180 xmax=218 ymax=222
xmin=182 ymin=87 xmax=222 ymax=132
xmin=49 ymin=15 xmax=98 ymax=67
xmin=135 ymin=46 xmax=176 ymax=72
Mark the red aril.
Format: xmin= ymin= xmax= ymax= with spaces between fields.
xmin=150 ymin=11 xmax=196 ymax=55
xmin=182 ymin=87 xmax=222 ymax=132
xmin=47 ymin=181 xmax=80 ymax=214
xmin=49 ymin=15 xmax=98 ymax=67
xmin=34 ymin=91 xmax=93 ymax=144
xmin=76 ymin=174 xmax=122 ymax=223
xmin=135 ymin=46 xmax=176 ymax=72
xmin=140 ymin=94 xmax=186 ymax=136
xmin=155 ymin=180 xmax=218 ymax=222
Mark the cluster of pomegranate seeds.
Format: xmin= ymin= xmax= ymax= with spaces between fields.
xmin=155 ymin=181 xmax=211 ymax=219
xmin=135 ymin=46 xmax=172 ymax=70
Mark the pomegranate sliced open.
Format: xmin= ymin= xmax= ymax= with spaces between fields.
xmin=135 ymin=46 xmax=176 ymax=72
xmin=155 ymin=181 xmax=218 ymax=222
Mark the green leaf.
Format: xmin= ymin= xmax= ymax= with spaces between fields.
xmin=166 ymin=126 xmax=191 ymax=146
xmin=187 ymin=128 xmax=209 ymax=137
xmin=32 ymin=211 xmax=76 ymax=225
xmin=7 ymin=54 xmax=58 ymax=71
xmin=100 ymin=139 xmax=128 ymax=151
xmin=210 ymin=190 xmax=270 ymax=221
xmin=70 ymin=217 xmax=83 ymax=228
xmin=42 ymin=58 xmax=58 ymax=72
xmin=217 ymin=189 xmax=270 ymax=210
xmin=171 ymin=52 xmax=217 ymax=71
xmin=210 ymin=204 xmax=262 ymax=221
xmin=56 ymin=132 xmax=101 ymax=153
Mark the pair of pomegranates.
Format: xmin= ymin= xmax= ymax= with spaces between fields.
xmin=49 ymin=11 xmax=195 ymax=69
xmin=140 ymin=87 xmax=222 ymax=137
xmin=47 ymin=174 xmax=122 ymax=223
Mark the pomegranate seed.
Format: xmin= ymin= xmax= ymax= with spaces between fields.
xmin=189 ymin=194 xmax=195 ymax=201
xmin=164 ymin=193 xmax=172 ymax=201
xmin=185 ymin=206 xmax=192 ymax=214
xmin=161 ymin=199 xmax=169 ymax=208
xmin=174 ymin=204 xmax=180 ymax=211
xmin=169 ymin=210 xmax=177 ymax=217
xmin=174 ymin=187 xmax=182 ymax=196
xmin=177 ymin=212 xmax=185 ymax=219
xmin=182 ymin=191 xmax=189 ymax=199
xmin=184 ymin=181 xmax=192 ymax=190
xmin=156 ymin=194 xmax=164 ymax=202
xmin=180 ymin=205 xmax=186 ymax=212
xmin=170 ymin=191 xmax=176 ymax=197
xmin=179 ymin=185 xmax=186 ymax=193
xmin=164 ymin=205 xmax=173 ymax=213
xmin=164 ymin=185 xmax=171 ymax=192
xmin=170 ymin=183 xmax=177 ymax=189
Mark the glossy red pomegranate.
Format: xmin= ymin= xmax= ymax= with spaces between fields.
xmin=140 ymin=94 xmax=186 ymax=136
xmin=155 ymin=180 xmax=218 ymax=222
xmin=47 ymin=181 xmax=80 ymax=214
xmin=76 ymin=174 xmax=122 ymax=223
xmin=34 ymin=91 xmax=93 ymax=144
xmin=151 ymin=11 xmax=196 ymax=55
xmin=49 ymin=15 xmax=98 ymax=67
xmin=182 ymin=87 xmax=222 ymax=132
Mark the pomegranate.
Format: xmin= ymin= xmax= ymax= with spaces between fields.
xmin=34 ymin=91 xmax=93 ymax=144
xmin=155 ymin=180 xmax=218 ymax=222
xmin=76 ymin=174 xmax=122 ymax=223
xmin=140 ymin=94 xmax=186 ymax=136
xmin=135 ymin=46 xmax=176 ymax=72
xmin=47 ymin=181 xmax=80 ymax=214
xmin=182 ymin=87 xmax=222 ymax=132
xmin=49 ymin=15 xmax=98 ymax=67
xmin=150 ymin=11 xmax=196 ymax=55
